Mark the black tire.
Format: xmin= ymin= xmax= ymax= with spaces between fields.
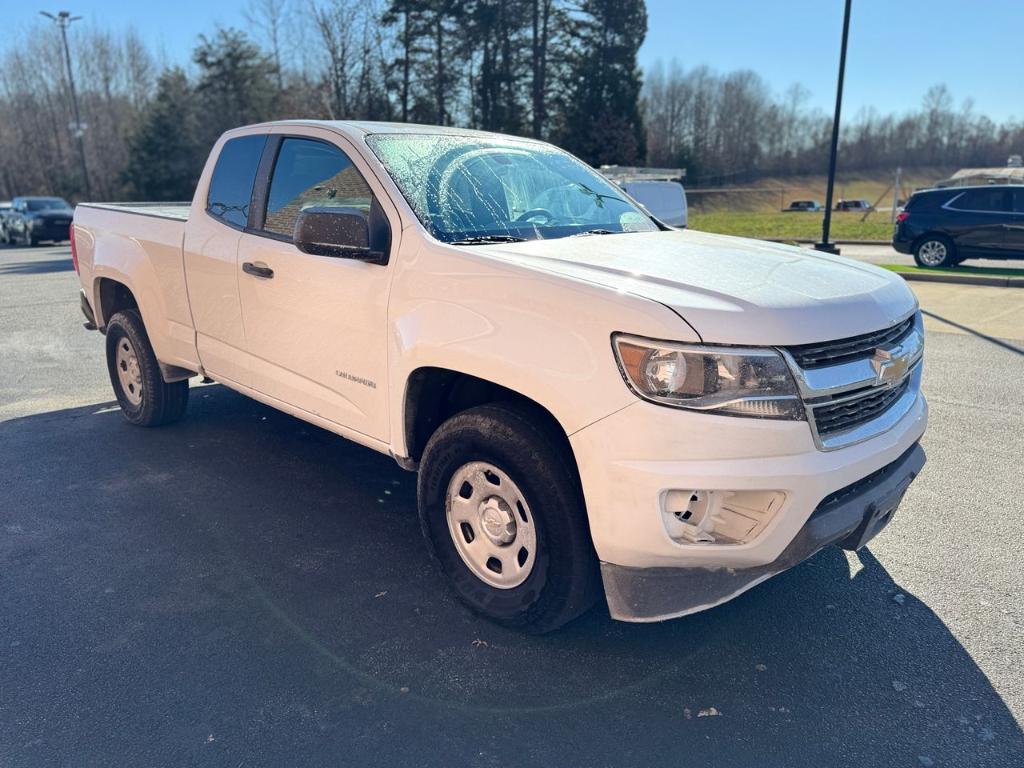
xmin=417 ymin=402 xmax=600 ymax=633
xmin=28 ymin=235 xmax=40 ymax=247
xmin=105 ymin=309 xmax=189 ymax=426
xmin=913 ymin=234 xmax=957 ymax=268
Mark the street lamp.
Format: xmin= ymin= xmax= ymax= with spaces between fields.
xmin=40 ymin=10 xmax=92 ymax=200
xmin=815 ymin=0 xmax=852 ymax=255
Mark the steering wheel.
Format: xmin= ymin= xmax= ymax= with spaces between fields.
xmin=514 ymin=208 xmax=555 ymax=224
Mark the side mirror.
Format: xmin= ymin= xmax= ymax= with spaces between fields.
xmin=293 ymin=207 xmax=386 ymax=264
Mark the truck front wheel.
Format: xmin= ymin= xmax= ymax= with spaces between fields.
xmin=417 ymin=403 xmax=600 ymax=633
xmin=105 ymin=310 xmax=189 ymax=426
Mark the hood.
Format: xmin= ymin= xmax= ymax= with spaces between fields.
xmin=469 ymin=229 xmax=917 ymax=345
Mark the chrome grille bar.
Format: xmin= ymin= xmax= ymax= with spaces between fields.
xmin=811 ymin=377 xmax=911 ymax=436
xmin=780 ymin=311 xmax=924 ymax=451
xmin=787 ymin=315 xmax=915 ymax=369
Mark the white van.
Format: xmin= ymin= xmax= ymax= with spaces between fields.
xmin=621 ymin=180 xmax=688 ymax=228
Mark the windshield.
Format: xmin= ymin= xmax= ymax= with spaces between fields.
xmin=25 ymin=198 xmax=70 ymax=212
xmin=365 ymin=133 xmax=658 ymax=243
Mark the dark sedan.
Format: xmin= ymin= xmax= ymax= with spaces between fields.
xmin=6 ymin=196 xmax=74 ymax=246
xmin=893 ymin=184 xmax=1024 ymax=267
xmin=0 ymin=201 xmax=12 ymax=243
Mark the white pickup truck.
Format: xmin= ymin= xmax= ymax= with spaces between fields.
xmin=73 ymin=121 xmax=927 ymax=632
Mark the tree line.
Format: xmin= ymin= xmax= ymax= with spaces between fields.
xmin=0 ymin=0 xmax=647 ymax=201
xmin=0 ymin=0 xmax=1020 ymax=202
xmin=645 ymin=62 xmax=1024 ymax=184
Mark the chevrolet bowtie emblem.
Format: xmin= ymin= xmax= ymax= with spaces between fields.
xmin=870 ymin=343 xmax=910 ymax=386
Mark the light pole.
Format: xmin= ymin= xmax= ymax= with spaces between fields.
xmin=40 ymin=10 xmax=92 ymax=200
xmin=815 ymin=0 xmax=852 ymax=255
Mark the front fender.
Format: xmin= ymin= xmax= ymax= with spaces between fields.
xmin=386 ymin=242 xmax=696 ymax=457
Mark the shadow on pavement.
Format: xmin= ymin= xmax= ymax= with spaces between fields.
xmin=1 ymin=384 xmax=1019 ymax=767
xmin=0 ymin=257 xmax=74 ymax=275
xmin=922 ymin=308 xmax=1024 ymax=356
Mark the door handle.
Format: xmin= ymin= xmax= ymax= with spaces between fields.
xmin=242 ymin=261 xmax=274 ymax=278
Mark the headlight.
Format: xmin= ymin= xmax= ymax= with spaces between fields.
xmin=612 ymin=334 xmax=805 ymax=420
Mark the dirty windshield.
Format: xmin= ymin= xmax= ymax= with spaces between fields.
xmin=366 ymin=133 xmax=658 ymax=244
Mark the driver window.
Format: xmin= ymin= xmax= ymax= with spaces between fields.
xmin=263 ymin=138 xmax=373 ymax=237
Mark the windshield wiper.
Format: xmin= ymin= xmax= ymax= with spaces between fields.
xmin=571 ymin=229 xmax=617 ymax=237
xmin=449 ymin=234 xmax=527 ymax=245
xmin=575 ymin=184 xmax=627 ymax=207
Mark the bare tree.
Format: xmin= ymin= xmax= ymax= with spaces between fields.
xmin=3 ymin=9 xmax=1023 ymax=203
xmin=641 ymin=60 xmax=1024 ymax=181
xmin=245 ymin=0 xmax=288 ymax=90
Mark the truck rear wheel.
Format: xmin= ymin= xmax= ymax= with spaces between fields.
xmin=105 ymin=310 xmax=189 ymax=426
xmin=417 ymin=403 xmax=600 ymax=633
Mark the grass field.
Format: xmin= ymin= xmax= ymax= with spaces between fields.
xmin=689 ymin=211 xmax=893 ymax=241
xmin=880 ymin=264 xmax=1024 ymax=278
xmin=685 ymin=167 xmax=951 ymax=241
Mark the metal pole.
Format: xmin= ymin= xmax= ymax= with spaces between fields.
xmin=891 ymin=166 xmax=901 ymax=224
xmin=43 ymin=11 xmax=91 ymax=200
xmin=815 ymin=0 xmax=852 ymax=255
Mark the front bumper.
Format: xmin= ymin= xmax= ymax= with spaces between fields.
xmin=601 ymin=443 xmax=925 ymax=621
xmin=29 ymin=220 xmax=72 ymax=242
xmin=569 ymin=387 xmax=927 ymax=621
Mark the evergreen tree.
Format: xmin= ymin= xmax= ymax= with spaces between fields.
xmin=529 ymin=0 xmax=556 ymax=138
xmin=466 ymin=0 xmax=530 ymax=134
xmin=558 ymin=0 xmax=647 ymax=165
xmin=382 ymin=1 xmax=431 ymax=123
xmin=383 ymin=0 xmax=466 ymax=125
xmin=193 ymin=28 xmax=278 ymax=146
xmin=123 ymin=68 xmax=203 ymax=200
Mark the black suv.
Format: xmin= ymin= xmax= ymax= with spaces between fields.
xmin=893 ymin=185 xmax=1024 ymax=267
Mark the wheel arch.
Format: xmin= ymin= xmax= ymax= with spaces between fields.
xmin=400 ymin=367 xmax=578 ymax=476
xmin=92 ymin=277 xmax=194 ymax=383
xmin=93 ymin=276 xmax=139 ymax=330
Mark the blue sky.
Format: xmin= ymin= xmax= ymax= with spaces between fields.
xmin=642 ymin=0 xmax=1022 ymax=122
xmin=7 ymin=1 xmax=1022 ymax=122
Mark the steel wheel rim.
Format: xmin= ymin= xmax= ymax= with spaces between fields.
xmin=918 ymin=240 xmax=947 ymax=266
xmin=445 ymin=461 xmax=537 ymax=589
xmin=115 ymin=337 xmax=144 ymax=406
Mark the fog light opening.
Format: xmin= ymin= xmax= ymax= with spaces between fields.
xmin=661 ymin=489 xmax=785 ymax=546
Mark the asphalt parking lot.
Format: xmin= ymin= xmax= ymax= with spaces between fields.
xmin=1 ymin=242 xmax=1022 ymax=767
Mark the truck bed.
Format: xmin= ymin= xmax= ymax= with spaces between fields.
xmin=78 ymin=202 xmax=190 ymax=221
xmin=74 ymin=201 xmax=199 ymax=375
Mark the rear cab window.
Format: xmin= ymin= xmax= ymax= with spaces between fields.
xmin=206 ymin=134 xmax=267 ymax=229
